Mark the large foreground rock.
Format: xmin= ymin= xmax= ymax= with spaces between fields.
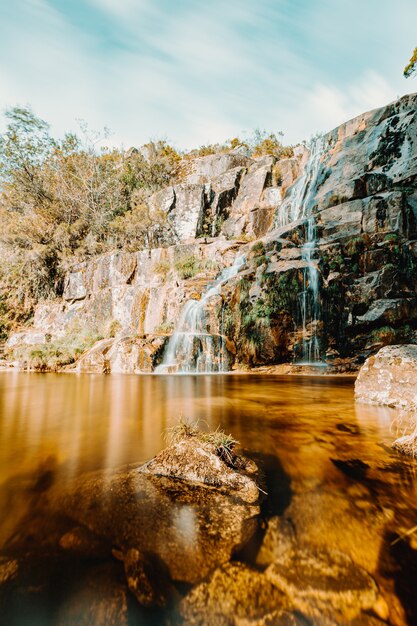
xmin=47 ymin=437 xmax=260 ymax=585
xmin=355 ymin=344 xmax=417 ymax=407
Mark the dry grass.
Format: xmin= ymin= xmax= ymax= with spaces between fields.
xmin=164 ymin=419 xmax=240 ymax=467
xmin=201 ymin=426 xmax=239 ymax=466
xmin=164 ymin=417 xmax=200 ymax=445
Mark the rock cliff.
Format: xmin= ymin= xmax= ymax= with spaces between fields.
xmin=5 ymin=92 xmax=417 ymax=373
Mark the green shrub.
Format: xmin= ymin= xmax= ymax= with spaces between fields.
xmin=7 ymin=323 xmax=103 ymax=371
xmin=174 ymin=256 xmax=220 ymax=280
xmin=383 ymin=233 xmax=399 ymax=242
xmin=254 ymin=255 xmax=269 ymax=268
xmin=344 ymin=236 xmax=365 ymax=257
xmin=251 ymin=241 xmax=266 ymax=255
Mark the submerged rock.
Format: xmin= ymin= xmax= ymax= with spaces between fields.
xmin=113 ymin=547 xmax=175 ymax=608
xmin=265 ymin=547 xmax=379 ymax=623
xmin=355 ymin=344 xmax=417 ymax=407
xmin=53 ymin=562 xmax=129 ymax=626
xmin=179 ymin=561 xmax=295 ymax=626
xmin=47 ymin=436 xmax=261 ymax=586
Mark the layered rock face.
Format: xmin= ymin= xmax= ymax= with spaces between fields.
xmin=6 ymin=93 xmax=417 ymax=372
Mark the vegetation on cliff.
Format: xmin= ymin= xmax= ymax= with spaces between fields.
xmin=404 ymin=45 xmax=417 ymax=78
xmin=0 ymin=106 xmax=292 ymax=339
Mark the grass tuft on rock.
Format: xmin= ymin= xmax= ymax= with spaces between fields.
xmin=164 ymin=417 xmax=200 ymax=445
xmin=201 ymin=426 xmax=240 ymax=466
xmin=165 ymin=418 xmax=241 ymax=467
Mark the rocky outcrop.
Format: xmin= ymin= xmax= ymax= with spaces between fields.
xmin=5 ymin=93 xmax=417 ymax=373
xmin=355 ymin=344 xmax=417 ymax=407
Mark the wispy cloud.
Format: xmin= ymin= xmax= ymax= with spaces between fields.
xmin=0 ymin=0 xmax=416 ymax=149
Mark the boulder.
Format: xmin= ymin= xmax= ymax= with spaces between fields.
xmin=52 ymin=562 xmax=129 ymax=626
xmin=74 ymin=339 xmax=114 ymax=374
xmin=114 ymin=547 xmax=175 ymax=608
xmin=47 ymin=436 xmax=261 ymax=584
xmin=107 ymin=335 xmax=165 ymax=373
xmin=147 ymin=186 xmax=176 ymax=215
xmin=355 ymin=344 xmax=417 ymax=407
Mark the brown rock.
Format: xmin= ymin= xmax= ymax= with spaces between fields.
xmin=179 ymin=562 xmax=290 ymax=625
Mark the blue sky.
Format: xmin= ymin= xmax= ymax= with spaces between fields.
xmin=0 ymin=0 xmax=416 ymax=149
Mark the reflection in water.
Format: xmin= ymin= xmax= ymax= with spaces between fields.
xmin=1 ymin=372 xmax=417 ymax=623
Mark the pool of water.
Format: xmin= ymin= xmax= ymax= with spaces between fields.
xmin=1 ymin=372 xmax=416 ymax=624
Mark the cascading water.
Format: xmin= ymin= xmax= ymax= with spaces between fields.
xmin=298 ymin=216 xmax=321 ymax=363
xmin=278 ymin=135 xmax=325 ymax=364
xmin=155 ymin=255 xmax=246 ymax=373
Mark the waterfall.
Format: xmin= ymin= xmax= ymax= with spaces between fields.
xmin=298 ymin=216 xmax=321 ymax=363
xmin=278 ymin=135 xmax=324 ymax=226
xmin=155 ymin=255 xmax=246 ymax=373
xmin=278 ymin=135 xmax=325 ymax=364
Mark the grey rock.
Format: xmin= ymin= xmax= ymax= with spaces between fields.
xmin=355 ymin=344 xmax=417 ymax=407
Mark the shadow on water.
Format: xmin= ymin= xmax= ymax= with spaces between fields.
xmin=248 ymin=451 xmax=293 ymax=517
xmin=235 ymin=450 xmax=293 ymax=565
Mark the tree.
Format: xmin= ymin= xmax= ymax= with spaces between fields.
xmin=0 ymin=107 xmax=178 ymax=327
xmin=404 ymin=46 xmax=417 ymax=78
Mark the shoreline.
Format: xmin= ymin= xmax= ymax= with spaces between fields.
xmin=0 ymin=363 xmax=358 ymax=378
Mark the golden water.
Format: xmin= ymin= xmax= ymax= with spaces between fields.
xmin=1 ymin=372 xmax=417 ymax=623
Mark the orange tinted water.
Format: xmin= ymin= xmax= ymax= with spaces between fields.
xmin=1 ymin=372 xmax=416 ymax=623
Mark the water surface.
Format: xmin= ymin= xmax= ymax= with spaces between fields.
xmin=1 ymin=372 xmax=416 ymax=624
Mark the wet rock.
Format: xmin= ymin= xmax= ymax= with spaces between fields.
xmin=179 ymin=562 xmax=290 ymax=625
xmin=256 ymin=517 xmax=297 ymax=567
xmin=355 ymin=298 xmax=417 ymax=326
xmin=285 ymin=490 xmax=391 ymax=574
xmin=59 ymin=525 xmax=111 ymax=558
xmin=140 ymin=436 xmax=260 ymax=504
xmin=318 ymin=199 xmax=363 ymax=242
xmin=265 ymin=546 xmax=379 ymax=623
xmin=107 ymin=334 xmax=166 ymax=373
xmin=0 ymin=557 xmax=19 ymax=584
xmin=114 ymin=547 xmax=175 ymax=608
xmin=48 ymin=439 xmax=261 ymax=584
xmin=355 ymin=344 xmax=417 ymax=407
xmin=53 ymin=562 xmax=129 ymax=626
